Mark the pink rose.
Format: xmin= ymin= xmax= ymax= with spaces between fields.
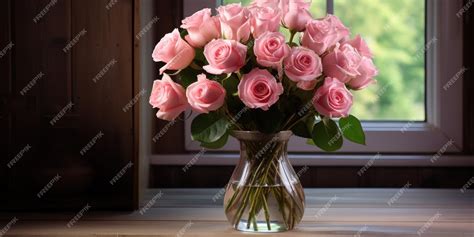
xmin=152 ymin=29 xmax=195 ymax=74
xmin=250 ymin=0 xmax=313 ymax=32
xmin=203 ymin=39 xmax=247 ymax=75
xmin=322 ymin=43 xmax=362 ymax=83
xmin=250 ymin=6 xmax=281 ymax=38
xmin=283 ymin=0 xmax=313 ymax=32
xmin=149 ymin=73 xmax=189 ymax=121
xmin=348 ymin=57 xmax=378 ymax=90
xmin=343 ymin=35 xmax=373 ymax=58
xmin=254 ymin=32 xmax=290 ymax=69
xmin=186 ymin=74 xmax=226 ymax=113
xmin=238 ymin=68 xmax=284 ymax=110
xmin=284 ymin=47 xmax=323 ymax=90
xmin=313 ymin=77 xmax=353 ymax=118
xmin=181 ymin=9 xmax=221 ymax=48
xmin=217 ymin=3 xmax=251 ymax=42
xmin=302 ymin=15 xmax=350 ymax=55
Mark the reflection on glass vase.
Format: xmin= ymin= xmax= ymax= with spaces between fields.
xmin=224 ymin=131 xmax=305 ymax=232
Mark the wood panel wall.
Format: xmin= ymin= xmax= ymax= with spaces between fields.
xmin=464 ymin=0 xmax=474 ymax=153
xmin=1 ymin=0 xmax=138 ymax=210
xmin=0 ymin=0 xmax=12 ymax=192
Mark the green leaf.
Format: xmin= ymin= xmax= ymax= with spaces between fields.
xmin=339 ymin=115 xmax=366 ymax=145
xmin=292 ymin=120 xmax=311 ymax=138
xmin=293 ymin=115 xmax=316 ymax=139
xmin=179 ymin=67 xmax=198 ymax=88
xmin=200 ymin=132 xmax=229 ymax=149
xmin=288 ymin=42 xmax=298 ymax=47
xmin=222 ymin=74 xmax=239 ymax=96
xmin=191 ymin=112 xmax=230 ymax=143
xmin=194 ymin=47 xmax=207 ymax=65
xmin=311 ymin=119 xmax=343 ymax=152
xmin=179 ymin=29 xmax=188 ymax=38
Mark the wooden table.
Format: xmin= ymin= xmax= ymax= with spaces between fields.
xmin=1 ymin=189 xmax=473 ymax=236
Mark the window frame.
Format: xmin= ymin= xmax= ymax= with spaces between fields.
xmin=150 ymin=0 xmax=471 ymax=166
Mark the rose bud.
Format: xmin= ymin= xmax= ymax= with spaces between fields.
xmin=186 ymin=74 xmax=226 ymax=113
xmin=149 ymin=73 xmax=189 ymax=121
xmin=152 ymin=29 xmax=195 ymax=74
xmin=181 ymin=8 xmax=221 ymax=48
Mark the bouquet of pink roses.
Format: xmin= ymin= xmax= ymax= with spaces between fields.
xmin=149 ymin=0 xmax=377 ymax=232
xmin=150 ymin=1 xmax=377 ymax=151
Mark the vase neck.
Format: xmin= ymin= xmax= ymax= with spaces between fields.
xmin=232 ymin=131 xmax=292 ymax=162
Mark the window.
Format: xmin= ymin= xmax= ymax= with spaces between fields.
xmin=152 ymin=0 xmax=467 ymax=166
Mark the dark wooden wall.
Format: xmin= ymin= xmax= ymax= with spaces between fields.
xmin=1 ymin=0 xmax=138 ymax=210
xmin=464 ymin=0 xmax=474 ymax=153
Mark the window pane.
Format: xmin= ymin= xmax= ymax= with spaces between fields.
xmin=223 ymin=0 xmax=253 ymax=5
xmin=334 ymin=0 xmax=426 ymax=121
xmin=221 ymin=0 xmax=426 ymax=121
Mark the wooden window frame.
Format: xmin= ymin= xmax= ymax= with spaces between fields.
xmin=150 ymin=0 xmax=472 ymax=166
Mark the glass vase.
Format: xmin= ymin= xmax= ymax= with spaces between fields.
xmin=223 ymin=130 xmax=305 ymax=232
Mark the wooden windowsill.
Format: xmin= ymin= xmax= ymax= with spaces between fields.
xmin=1 ymin=188 xmax=473 ymax=236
